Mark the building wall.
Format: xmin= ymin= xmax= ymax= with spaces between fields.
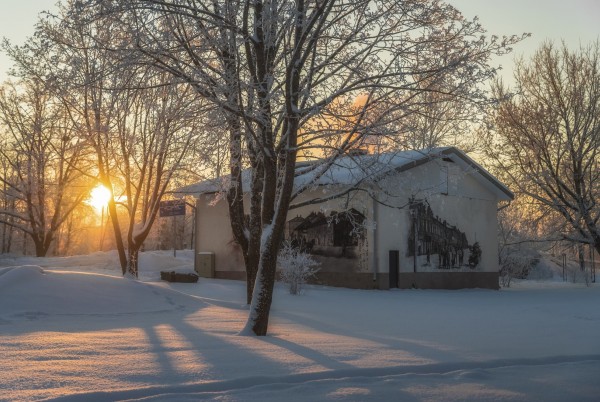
xmin=195 ymin=187 xmax=373 ymax=284
xmin=195 ymin=193 xmax=245 ymax=279
xmin=195 ymin=158 xmax=503 ymax=290
xmin=375 ymin=159 xmax=500 ymax=289
xmin=286 ymin=188 xmax=374 ymax=287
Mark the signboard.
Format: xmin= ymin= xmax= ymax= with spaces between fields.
xmin=159 ymin=200 xmax=186 ymax=217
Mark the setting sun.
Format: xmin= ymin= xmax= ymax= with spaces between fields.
xmin=88 ymin=185 xmax=111 ymax=212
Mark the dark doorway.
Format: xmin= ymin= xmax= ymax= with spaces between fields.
xmin=389 ymin=250 xmax=399 ymax=288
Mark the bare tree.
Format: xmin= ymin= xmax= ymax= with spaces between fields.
xmin=6 ymin=3 xmax=208 ymax=274
xmin=486 ymin=41 xmax=600 ymax=256
xmin=497 ymin=201 xmax=543 ymax=287
xmin=0 ymin=78 xmax=89 ymax=256
xmin=394 ymin=84 xmax=481 ymax=152
xmin=5 ymin=8 xmax=134 ymax=267
xmin=0 ymin=144 xmax=18 ymax=253
xmin=60 ymin=9 xmax=207 ymax=277
xmin=80 ymin=0 xmax=522 ymax=335
xmin=114 ymin=74 xmax=207 ymax=277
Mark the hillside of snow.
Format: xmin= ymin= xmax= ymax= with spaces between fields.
xmin=1 ymin=251 xmax=599 ymax=401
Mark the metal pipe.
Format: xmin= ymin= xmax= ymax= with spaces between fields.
xmin=372 ymin=194 xmax=378 ymax=281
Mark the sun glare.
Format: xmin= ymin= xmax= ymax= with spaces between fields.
xmin=88 ymin=185 xmax=112 ymax=212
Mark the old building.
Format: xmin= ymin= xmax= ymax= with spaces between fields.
xmin=182 ymin=147 xmax=513 ymax=290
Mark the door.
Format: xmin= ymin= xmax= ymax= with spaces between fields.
xmin=389 ymin=250 xmax=399 ymax=288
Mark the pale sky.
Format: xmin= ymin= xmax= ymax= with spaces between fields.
xmin=0 ymin=0 xmax=57 ymax=81
xmin=0 ymin=0 xmax=598 ymax=82
xmin=449 ymin=0 xmax=600 ymax=84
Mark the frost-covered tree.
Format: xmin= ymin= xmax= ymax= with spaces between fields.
xmin=0 ymin=142 xmax=18 ymax=253
xmin=5 ymin=9 xmax=133 ymax=266
xmin=109 ymin=72 xmax=208 ymax=277
xmin=486 ymin=41 xmax=600 ymax=257
xmin=277 ymin=241 xmax=319 ymax=295
xmin=5 ymin=3 xmax=208 ymax=275
xmin=79 ymin=0 xmax=523 ymax=335
xmin=497 ymin=204 xmax=542 ymax=287
xmin=394 ymin=82 xmax=481 ymax=152
xmin=0 ymin=78 xmax=89 ymax=256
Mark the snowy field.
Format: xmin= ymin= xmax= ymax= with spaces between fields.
xmin=1 ymin=251 xmax=599 ymax=401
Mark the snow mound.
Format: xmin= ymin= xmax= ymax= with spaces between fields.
xmin=527 ymin=253 xmax=595 ymax=284
xmin=0 ymin=265 xmax=45 ymax=289
xmin=0 ymin=252 xmax=121 ymax=272
xmin=1 ymin=251 xmax=599 ymax=401
xmin=0 ymin=265 xmax=202 ymax=320
xmin=527 ymin=257 xmax=560 ymax=280
xmin=138 ymin=250 xmax=197 ymax=280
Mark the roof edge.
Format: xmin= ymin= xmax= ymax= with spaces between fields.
xmin=440 ymin=147 xmax=515 ymax=201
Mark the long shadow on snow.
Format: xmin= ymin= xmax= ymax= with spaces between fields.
xmin=0 ymin=280 xmax=305 ymax=400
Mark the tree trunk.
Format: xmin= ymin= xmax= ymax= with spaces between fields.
xmin=106 ymin=197 xmax=127 ymax=275
xmin=127 ymin=246 xmax=140 ymax=278
xmin=241 ymin=136 xmax=297 ymax=336
xmin=245 ymin=150 xmax=264 ymax=304
xmin=245 ymin=254 xmax=259 ymax=304
xmin=34 ymin=237 xmax=47 ymax=257
xmin=577 ymin=243 xmax=586 ymax=272
xmin=241 ymin=228 xmax=281 ymax=336
xmin=224 ymin=114 xmax=261 ymax=303
xmin=583 ymin=218 xmax=600 ymax=257
xmin=1 ymin=220 xmax=12 ymax=254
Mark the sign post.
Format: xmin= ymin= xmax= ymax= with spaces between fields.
xmin=159 ymin=200 xmax=186 ymax=257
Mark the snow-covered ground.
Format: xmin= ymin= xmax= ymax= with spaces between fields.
xmin=1 ymin=251 xmax=599 ymax=401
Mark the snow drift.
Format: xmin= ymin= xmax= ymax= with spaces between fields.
xmin=0 ymin=251 xmax=599 ymax=401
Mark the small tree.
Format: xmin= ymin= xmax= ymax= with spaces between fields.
xmin=277 ymin=242 xmax=320 ymax=295
xmin=499 ymin=249 xmax=538 ymax=288
xmin=497 ymin=202 xmax=542 ymax=287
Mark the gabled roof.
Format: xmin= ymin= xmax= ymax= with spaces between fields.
xmin=176 ymin=147 xmax=514 ymax=201
xmin=437 ymin=147 xmax=514 ymax=201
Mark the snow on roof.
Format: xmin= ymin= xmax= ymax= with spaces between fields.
xmin=293 ymin=147 xmax=451 ymax=188
xmin=175 ymin=147 xmax=513 ymax=201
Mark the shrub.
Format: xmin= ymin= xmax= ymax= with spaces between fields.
xmin=277 ymin=242 xmax=320 ymax=295
xmin=499 ymin=248 xmax=539 ymax=287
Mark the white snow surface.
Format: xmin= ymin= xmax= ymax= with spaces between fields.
xmin=176 ymin=148 xmax=451 ymax=195
xmin=1 ymin=250 xmax=599 ymax=401
xmin=176 ymin=147 xmax=513 ymax=203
